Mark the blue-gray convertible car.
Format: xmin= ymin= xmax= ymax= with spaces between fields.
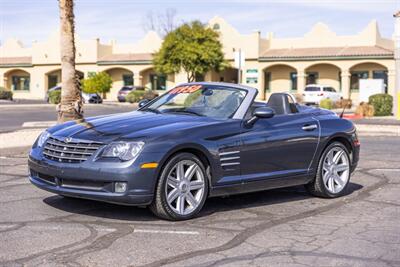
xmin=29 ymin=82 xmax=360 ymax=220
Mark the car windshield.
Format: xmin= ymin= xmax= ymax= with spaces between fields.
xmin=121 ymin=87 xmax=132 ymax=91
xmin=305 ymin=86 xmax=321 ymax=92
xmin=142 ymin=85 xmax=247 ymax=119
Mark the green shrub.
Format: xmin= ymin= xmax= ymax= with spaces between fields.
xmin=0 ymin=87 xmax=13 ymax=100
xmin=126 ymin=90 xmax=145 ymax=103
xmin=319 ymin=98 xmax=333 ymax=110
xmin=143 ymin=90 xmax=159 ymax=100
xmin=126 ymin=90 xmax=159 ymax=103
xmin=48 ymin=90 xmax=61 ymax=104
xmin=368 ymin=93 xmax=393 ymax=116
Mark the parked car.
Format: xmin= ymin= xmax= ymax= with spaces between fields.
xmin=303 ymin=84 xmax=342 ymax=105
xmin=82 ymin=92 xmax=102 ymax=104
xmin=29 ymin=82 xmax=359 ymax=220
xmin=117 ymin=86 xmax=146 ymax=102
xmin=45 ymin=86 xmax=102 ymax=104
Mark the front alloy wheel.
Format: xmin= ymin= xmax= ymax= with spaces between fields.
xmin=306 ymin=142 xmax=351 ymax=198
xmin=150 ymin=153 xmax=208 ymax=220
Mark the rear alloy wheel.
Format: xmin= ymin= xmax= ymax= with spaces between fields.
xmin=306 ymin=142 xmax=351 ymax=198
xmin=150 ymin=153 xmax=208 ymax=220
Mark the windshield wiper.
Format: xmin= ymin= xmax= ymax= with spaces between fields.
xmin=142 ymin=108 xmax=161 ymax=114
xmin=166 ymin=110 xmax=205 ymax=117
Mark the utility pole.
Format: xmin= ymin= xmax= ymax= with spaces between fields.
xmin=394 ymin=11 xmax=400 ymax=119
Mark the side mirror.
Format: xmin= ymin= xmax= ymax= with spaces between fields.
xmin=246 ymin=107 xmax=275 ymax=127
xmin=138 ymin=99 xmax=150 ymax=108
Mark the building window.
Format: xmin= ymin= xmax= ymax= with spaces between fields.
xmin=48 ymin=75 xmax=58 ymax=89
xmin=122 ymin=74 xmax=134 ymax=86
xmin=213 ymin=23 xmax=220 ymax=30
xmin=264 ymin=72 xmax=271 ymax=93
xmin=290 ymin=72 xmax=297 ymax=91
xmin=350 ymin=71 xmax=368 ymax=91
xmin=12 ymin=76 xmax=30 ymax=91
xmin=306 ymin=72 xmax=318 ymax=85
xmin=373 ymin=70 xmax=388 ymax=94
xmin=195 ymin=73 xmax=205 ymax=82
xmin=150 ymin=74 xmax=166 ymax=90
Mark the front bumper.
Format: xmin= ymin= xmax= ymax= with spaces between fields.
xmin=28 ymin=150 xmax=165 ymax=206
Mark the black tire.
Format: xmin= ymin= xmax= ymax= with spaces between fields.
xmin=305 ymin=142 xmax=351 ymax=198
xmin=150 ymin=153 xmax=209 ymax=221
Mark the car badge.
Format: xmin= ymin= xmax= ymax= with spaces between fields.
xmin=65 ymin=137 xmax=72 ymax=143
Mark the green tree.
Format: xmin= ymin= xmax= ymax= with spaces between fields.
xmin=153 ymin=21 xmax=226 ymax=82
xmin=82 ymin=72 xmax=113 ymax=99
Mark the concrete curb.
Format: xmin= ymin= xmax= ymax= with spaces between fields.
xmin=0 ymin=129 xmax=43 ymax=149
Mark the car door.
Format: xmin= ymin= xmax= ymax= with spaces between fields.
xmin=239 ymin=112 xmax=319 ymax=182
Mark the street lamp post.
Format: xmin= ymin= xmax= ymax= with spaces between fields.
xmin=233 ymin=48 xmax=242 ymax=84
xmin=394 ymin=11 xmax=400 ymax=119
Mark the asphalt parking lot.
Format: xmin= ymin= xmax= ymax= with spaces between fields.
xmin=0 ymin=136 xmax=399 ymax=267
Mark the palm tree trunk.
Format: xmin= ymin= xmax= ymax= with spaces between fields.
xmin=58 ymin=0 xmax=83 ymax=123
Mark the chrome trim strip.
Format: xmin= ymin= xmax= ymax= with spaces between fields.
xmin=220 ymin=156 xmax=240 ymax=161
xmin=46 ymin=140 xmax=101 ymax=150
xmin=221 ymin=162 xmax=240 ymax=167
xmin=44 ymin=147 xmax=93 ymax=155
xmin=43 ymin=151 xmax=87 ymax=161
xmin=219 ymin=151 xmax=240 ymax=156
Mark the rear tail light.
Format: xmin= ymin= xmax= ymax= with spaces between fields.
xmin=317 ymin=93 xmax=324 ymax=96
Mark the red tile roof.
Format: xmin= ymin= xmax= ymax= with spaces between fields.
xmin=260 ymin=46 xmax=393 ymax=59
xmin=98 ymin=53 xmax=153 ymax=62
xmin=0 ymin=56 xmax=32 ymax=66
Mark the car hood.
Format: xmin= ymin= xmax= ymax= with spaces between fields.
xmin=49 ymin=111 xmax=218 ymax=143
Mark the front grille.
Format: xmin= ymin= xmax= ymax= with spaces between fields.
xmin=43 ymin=136 xmax=103 ymax=163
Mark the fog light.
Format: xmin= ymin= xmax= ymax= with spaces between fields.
xmin=115 ymin=182 xmax=127 ymax=193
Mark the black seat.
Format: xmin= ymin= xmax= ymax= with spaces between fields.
xmin=266 ymin=93 xmax=298 ymax=115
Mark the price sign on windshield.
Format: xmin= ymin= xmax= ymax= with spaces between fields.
xmin=169 ymin=85 xmax=202 ymax=94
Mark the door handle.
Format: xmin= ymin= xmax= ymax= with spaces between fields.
xmin=302 ymin=124 xmax=318 ymax=131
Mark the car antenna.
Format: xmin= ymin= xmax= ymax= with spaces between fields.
xmin=339 ymin=102 xmax=347 ymax=118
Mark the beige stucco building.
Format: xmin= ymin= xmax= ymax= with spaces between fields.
xmin=0 ymin=16 xmax=395 ymax=103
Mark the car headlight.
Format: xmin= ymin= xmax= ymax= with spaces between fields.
xmin=101 ymin=141 xmax=144 ymax=161
xmin=37 ymin=131 xmax=50 ymax=147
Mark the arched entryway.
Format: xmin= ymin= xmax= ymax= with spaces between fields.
xmin=104 ymin=67 xmax=134 ymax=99
xmin=263 ymin=64 xmax=297 ymax=99
xmin=4 ymin=69 xmax=31 ymax=92
xmin=139 ymin=67 xmax=174 ymax=91
xmin=304 ymin=63 xmax=341 ymax=91
xmin=45 ymin=69 xmax=84 ymax=90
xmin=349 ymin=62 xmax=388 ymax=93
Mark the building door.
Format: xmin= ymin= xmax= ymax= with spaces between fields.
xmin=373 ymin=70 xmax=388 ymax=94
xmin=150 ymin=74 xmax=167 ymax=90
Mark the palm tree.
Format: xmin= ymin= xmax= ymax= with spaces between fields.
xmin=58 ymin=0 xmax=83 ymax=122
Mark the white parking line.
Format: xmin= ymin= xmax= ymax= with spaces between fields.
xmin=134 ymin=229 xmax=200 ymax=235
xmin=0 ymin=224 xmax=200 ymax=235
xmin=373 ymin=168 xmax=400 ymax=172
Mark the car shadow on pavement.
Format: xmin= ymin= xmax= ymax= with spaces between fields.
xmin=199 ymin=182 xmax=363 ymax=218
xmin=43 ymin=182 xmax=363 ymax=222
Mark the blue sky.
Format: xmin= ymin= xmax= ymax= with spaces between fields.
xmin=0 ymin=0 xmax=399 ymax=46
